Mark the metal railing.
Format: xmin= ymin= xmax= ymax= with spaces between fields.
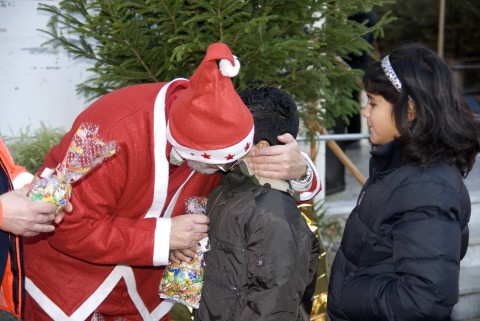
xmin=307 ymin=133 xmax=370 ymax=141
xmin=299 ymin=132 xmax=370 ymax=186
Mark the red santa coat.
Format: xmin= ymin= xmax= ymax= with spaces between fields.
xmin=23 ymin=80 xmax=221 ymax=321
xmin=23 ymin=79 xmax=320 ymax=321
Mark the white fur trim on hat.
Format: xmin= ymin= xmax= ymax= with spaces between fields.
xmin=166 ymin=125 xmax=254 ymax=164
xmin=219 ymin=56 xmax=240 ymax=77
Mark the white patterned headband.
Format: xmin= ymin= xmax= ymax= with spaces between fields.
xmin=381 ymin=55 xmax=414 ymax=102
xmin=381 ymin=55 xmax=402 ymax=91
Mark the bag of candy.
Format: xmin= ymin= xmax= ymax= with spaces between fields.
xmin=28 ymin=122 xmax=118 ymax=213
xmin=90 ymin=311 xmax=125 ymax=321
xmin=159 ymin=197 xmax=209 ymax=309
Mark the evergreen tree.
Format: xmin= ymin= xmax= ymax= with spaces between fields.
xmin=376 ymin=0 xmax=480 ymax=61
xmin=375 ymin=0 xmax=480 ymax=92
xmin=39 ymin=0 xmax=393 ymax=133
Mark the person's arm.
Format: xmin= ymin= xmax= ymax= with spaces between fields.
xmin=169 ymin=215 xmax=209 ymax=251
xmin=0 ymin=187 xmax=58 ymax=237
xmin=292 ymin=151 xmax=321 ymax=201
xmin=247 ymin=133 xmax=321 ymax=200
xmin=10 ymin=165 xmax=34 ymax=189
xmin=41 ymin=124 xmax=207 ymax=267
xmin=45 ymin=158 xmax=208 ymax=267
xmin=169 ymin=247 xmax=200 ymax=263
xmin=247 ymin=133 xmax=307 ymax=179
xmin=0 ymin=137 xmax=69 ymax=235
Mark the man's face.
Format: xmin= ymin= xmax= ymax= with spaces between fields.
xmin=186 ymin=160 xmax=219 ymax=175
xmin=186 ymin=159 xmax=242 ymax=175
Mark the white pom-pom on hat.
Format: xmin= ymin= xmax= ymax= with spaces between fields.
xmin=219 ymin=55 xmax=240 ymax=77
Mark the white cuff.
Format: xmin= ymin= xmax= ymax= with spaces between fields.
xmin=291 ymin=164 xmax=313 ymax=191
xmin=153 ymin=218 xmax=171 ymax=266
xmin=291 ymin=151 xmax=314 ymax=191
xmin=13 ymin=172 xmax=34 ymax=189
xmin=295 ymin=152 xmax=321 ymax=201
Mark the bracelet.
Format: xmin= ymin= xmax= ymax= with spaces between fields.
xmin=292 ymin=163 xmax=313 ymax=185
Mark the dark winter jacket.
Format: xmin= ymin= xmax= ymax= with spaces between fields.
xmin=194 ymin=162 xmax=319 ymax=321
xmin=327 ymin=140 xmax=471 ymax=321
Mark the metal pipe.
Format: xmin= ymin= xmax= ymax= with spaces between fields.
xmin=298 ymin=132 xmax=369 ymax=186
xmin=298 ymin=133 xmax=370 ymax=142
xmin=437 ymin=0 xmax=446 ymax=58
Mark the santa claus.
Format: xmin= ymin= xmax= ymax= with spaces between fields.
xmin=23 ymin=42 xmax=320 ymax=321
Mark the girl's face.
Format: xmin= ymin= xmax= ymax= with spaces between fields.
xmin=362 ymin=93 xmax=400 ymax=145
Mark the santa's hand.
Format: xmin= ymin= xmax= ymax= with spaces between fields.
xmin=170 ymin=214 xmax=209 ymax=250
xmin=248 ymin=133 xmax=307 ymax=180
xmin=169 ymin=247 xmax=199 ymax=263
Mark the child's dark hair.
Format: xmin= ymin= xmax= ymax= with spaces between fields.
xmin=363 ymin=44 xmax=480 ymax=176
xmin=238 ymin=87 xmax=299 ymax=146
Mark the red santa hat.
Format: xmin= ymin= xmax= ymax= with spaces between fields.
xmin=166 ymin=42 xmax=254 ymax=164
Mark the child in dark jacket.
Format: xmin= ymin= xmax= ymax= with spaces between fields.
xmin=187 ymin=87 xmax=320 ymax=321
xmin=327 ymin=44 xmax=480 ymax=321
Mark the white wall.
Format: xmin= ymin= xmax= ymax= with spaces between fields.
xmin=0 ymin=0 xmax=92 ymax=137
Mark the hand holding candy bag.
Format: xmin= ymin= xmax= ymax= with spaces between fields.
xmin=28 ymin=122 xmax=118 ymax=213
xmin=159 ymin=197 xmax=209 ymax=309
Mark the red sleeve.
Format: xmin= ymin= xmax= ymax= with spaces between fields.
xmin=41 ymin=86 xmax=162 ymax=266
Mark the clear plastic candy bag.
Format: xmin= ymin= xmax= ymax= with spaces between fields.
xmin=159 ymin=197 xmax=209 ymax=309
xmin=28 ymin=122 xmax=118 ymax=213
xmin=91 ymin=311 xmax=126 ymax=321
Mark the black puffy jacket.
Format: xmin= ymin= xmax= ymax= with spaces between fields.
xmin=194 ymin=163 xmax=319 ymax=321
xmin=328 ymin=140 xmax=470 ymax=321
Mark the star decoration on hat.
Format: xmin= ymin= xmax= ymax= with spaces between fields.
xmin=225 ymin=154 xmax=234 ymax=161
xmin=244 ymin=143 xmax=250 ymax=152
xmin=201 ymin=153 xmax=211 ymax=159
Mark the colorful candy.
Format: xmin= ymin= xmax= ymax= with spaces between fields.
xmin=28 ymin=122 xmax=118 ymax=213
xmin=159 ymin=255 xmax=205 ymax=308
xmin=159 ymin=197 xmax=209 ymax=309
